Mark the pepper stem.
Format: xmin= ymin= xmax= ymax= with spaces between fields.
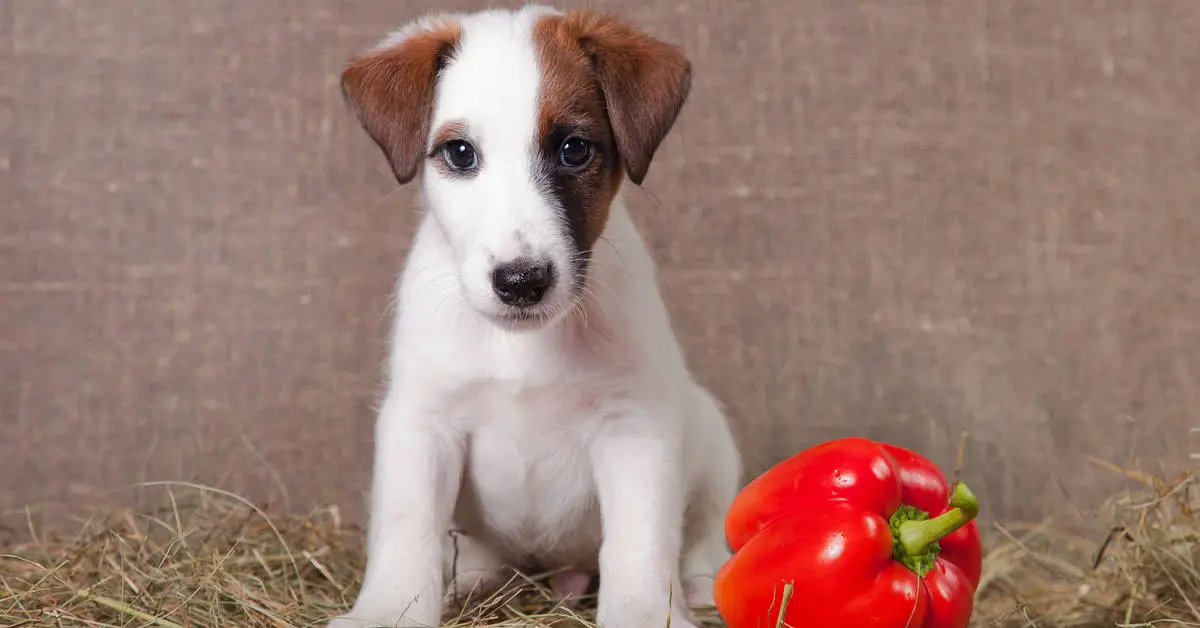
xmin=890 ymin=482 xmax=980 ymax=577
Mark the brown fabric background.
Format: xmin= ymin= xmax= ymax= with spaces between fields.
xmin=3 ymin=0 xmax=1198 ymax=533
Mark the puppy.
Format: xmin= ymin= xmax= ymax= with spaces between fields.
xmin=330 ymin=5 xmax=741 ymax=627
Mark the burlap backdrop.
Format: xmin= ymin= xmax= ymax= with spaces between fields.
xmin=3 ymin=1 xmax=1198 ymax=535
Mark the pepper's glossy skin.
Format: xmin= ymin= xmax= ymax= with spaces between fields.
xmin=713 ymin=437 xmax=983 ymax=628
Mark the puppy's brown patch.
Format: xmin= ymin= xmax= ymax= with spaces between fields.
xmin=556 ymin=11 xmax=691 ymax=186
xmin=533 ymin=14 xmax=625 ymax=256
xmin=341 ymin=20 xmax=463 ymax=185
xmin=533 ymin=11 xmax=692 ymax=259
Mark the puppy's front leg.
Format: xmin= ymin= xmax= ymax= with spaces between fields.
xmin=591 ymin=416 xmax=696 ymax=628
xmin=331 ymin=395 xmax=463 ymax=628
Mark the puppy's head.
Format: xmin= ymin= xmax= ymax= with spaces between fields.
xmin=341 ymin=5 xmax=690 ymax=330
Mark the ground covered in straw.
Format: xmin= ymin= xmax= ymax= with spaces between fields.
xmin=2 ymin=462 xmax=1196 ymax=628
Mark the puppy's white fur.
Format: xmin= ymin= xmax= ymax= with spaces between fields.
xmin=331 ymin=6 xmax=741 ymax=628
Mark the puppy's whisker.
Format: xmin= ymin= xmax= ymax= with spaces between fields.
xmin=579 ymin=266 xmax=620 ymax=310
xmin=577 ymin=283 xmax=610 ymax=326
xmin=597 ymin=236 xmax=636 ymax=284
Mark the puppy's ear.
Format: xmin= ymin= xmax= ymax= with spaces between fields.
xmin=565 ymin=11 xmax=691 ymax=185
xmin=341 ymin=18 xmax=462 ymax=185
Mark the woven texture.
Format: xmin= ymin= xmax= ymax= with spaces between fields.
xmin=3 ymin=0 xmax=1199 ymax=530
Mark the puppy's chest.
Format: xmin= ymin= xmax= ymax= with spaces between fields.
xmin=455 ymin=383 xmax=605 ymax=562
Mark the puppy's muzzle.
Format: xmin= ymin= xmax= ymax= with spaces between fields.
xmin=491 ymin=258 xmax=555 ymax=308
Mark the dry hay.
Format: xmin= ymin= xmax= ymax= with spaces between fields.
xmin=1 ymin=462 xmax=1196 ymax=628
xmin=972 ymin=457 xmax=1199 ymax=627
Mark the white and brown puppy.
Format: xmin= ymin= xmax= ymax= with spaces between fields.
xmin=331 ymin=5 xmax=741 ymax=628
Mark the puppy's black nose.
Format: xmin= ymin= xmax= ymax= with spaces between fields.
xmin=491 ymin=259 xmax=555 ymax=307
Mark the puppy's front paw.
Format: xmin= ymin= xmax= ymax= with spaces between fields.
xmin=326 ymin=615 xmax=432 ymax=628
xmin=327 ymin=601 xmax=439 ymax=628
xmin=597 ymin=600 xmax=699 ymax=628
xmin=326 ymin=617 xmax=378 ymax=628
xmin=327 ymin=616 xmax=384 ymax=628
xmin=597 ymin=611 xmax=699 ymax=628
xmin=332 ymin=565 xmax=445 ymax=628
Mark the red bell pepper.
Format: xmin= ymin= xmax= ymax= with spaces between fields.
xmin=713 ymin=437 xmax=983 ymax=628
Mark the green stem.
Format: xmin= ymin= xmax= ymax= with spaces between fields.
xmin=899 ymin=482 xmax=979 ymax=556
xmin=890 ymin=482 xmax=980 ymax=577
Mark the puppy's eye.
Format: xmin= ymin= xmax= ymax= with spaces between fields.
xmin=442 ymin=140 xmax=478 ymax=170
xmin=559 ymin=137 xmax=594 ymax=169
